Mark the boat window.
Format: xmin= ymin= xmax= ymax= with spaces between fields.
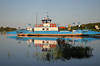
xmin=43 ymin=41 xmax=45 ymax=43
xmin=46 ymin=41 xmax=48 ymax=43
xmin=42 ymin=28 xmax=45 ymax=30
xmin=47 ymin=28 xmax=48 ymax=30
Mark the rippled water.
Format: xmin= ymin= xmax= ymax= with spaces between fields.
xmin=0 ymin=34 xmax=100 ymax=66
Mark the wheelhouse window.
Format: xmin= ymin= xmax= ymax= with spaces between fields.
xmin=47 ymin=28 xmax=49 ymax=30
xmin=42 ymin=28 xmax=45 ymax=30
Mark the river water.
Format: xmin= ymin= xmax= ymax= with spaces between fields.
xmin=0 ymin=34 xmax=100 ymax=66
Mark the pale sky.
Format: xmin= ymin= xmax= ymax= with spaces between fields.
xmin=0 ymin=0 xmax=100 ymax=28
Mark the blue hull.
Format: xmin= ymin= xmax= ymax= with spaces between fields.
xmin=7 ymin=30 xmax=100 ymax=36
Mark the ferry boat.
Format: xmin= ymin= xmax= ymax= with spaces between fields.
xmin=7 ymin=16 xmax=100 ymax=36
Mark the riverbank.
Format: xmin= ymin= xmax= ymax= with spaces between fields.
xmin=0 ymin=27 xmax=17 ymax=32
xmin=60 ymin=22 xmax=100 ymax=32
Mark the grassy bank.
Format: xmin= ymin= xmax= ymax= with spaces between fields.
xmin=0 ymin=27 xmax=17 ymax=32
xmin=60 ymin=22 xmax=100 ymax=32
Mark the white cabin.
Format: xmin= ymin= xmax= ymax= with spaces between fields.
xmin=34 ymin=27 xmax=58 ymax=31
xmin=34 ymin=16 xmax=58 ymax=31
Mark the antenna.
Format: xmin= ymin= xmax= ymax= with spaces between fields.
xmin=36 ymin=13 xmax=38 ymax=25
xmin=46 ymin=12 xmax=49 ymax=17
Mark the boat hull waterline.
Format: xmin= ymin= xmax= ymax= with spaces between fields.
xmin=17 ymin=33 xmax=83 ymax=36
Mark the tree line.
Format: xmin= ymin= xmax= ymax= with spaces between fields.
xmin=60 ymin=22 xmax=100 ymax=32
xmin=0 ymin=26 xmax=17 ymax=32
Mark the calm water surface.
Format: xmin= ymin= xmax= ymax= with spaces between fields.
xmin=0 ymin=34 xmax=100 ymax=66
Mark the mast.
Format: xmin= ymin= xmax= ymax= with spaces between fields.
xmin=36 ymin=13 xmax=38 ymax=25
xmin=46 ymin=12 xmax=48 ymax=17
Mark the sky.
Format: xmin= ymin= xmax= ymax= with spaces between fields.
xmin=0 ymin=0 xmax=100 ymax=28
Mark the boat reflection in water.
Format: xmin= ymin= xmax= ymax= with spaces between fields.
xmin=7 ymin=36 xmax=100 ymax=62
